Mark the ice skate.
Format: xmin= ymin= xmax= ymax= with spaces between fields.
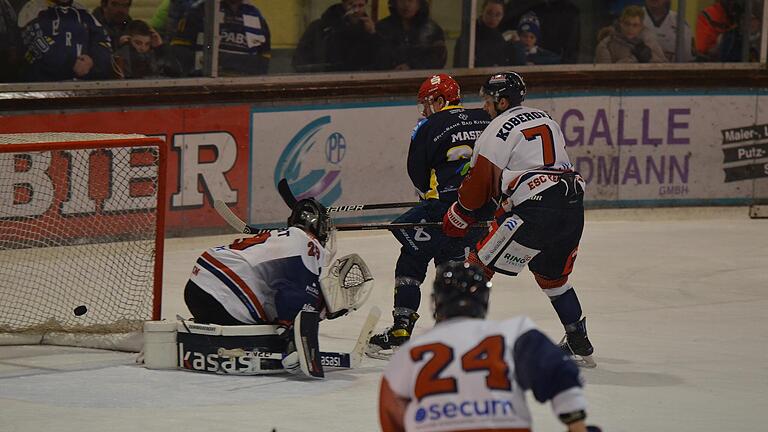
xmin=559 ymin=317 xmax=596 ymax=368
xmin=365 ymin=310 xmax=419 ymax=360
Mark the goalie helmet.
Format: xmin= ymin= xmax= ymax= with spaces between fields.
xmin=287 ymin=198 xmax=331 ymax=246
xmin=417 ymin=74 xmax=461 ymax=116
xmin=480 ymin=71 xmax=527 ymax=108
xmin=432 ymin=261 xmax=491 ymax=322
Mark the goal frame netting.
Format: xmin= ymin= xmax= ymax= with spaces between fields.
xmin=0 ymin=133 xmax=167 ymax=351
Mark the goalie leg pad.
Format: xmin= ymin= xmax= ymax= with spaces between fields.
xmin=176 ymin=320 xmax=286 ymax=375
xmin=292 ymin=310 xmax=324 ymax=379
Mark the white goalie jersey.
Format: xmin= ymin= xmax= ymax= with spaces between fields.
xmin=189 ymin=227 xmax=328 ymax=325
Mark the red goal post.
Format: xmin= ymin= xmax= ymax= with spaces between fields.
xmin=0 ymin=133 xmax=166 ymax=351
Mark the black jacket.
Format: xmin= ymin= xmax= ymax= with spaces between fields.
xmin=454 ymin=20 xmax=523 ymax=67
xmin=375 ymin=0 xmax=446 ymax=70
xmin=292 ymin=3 xmax=381 ymax=72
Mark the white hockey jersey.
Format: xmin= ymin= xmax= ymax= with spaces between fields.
xmin=381 ymin=316 xmax=586 ymax=432
xmin=459 ymin=105 xmax=579 ymax=211
xmin=644 ymin=10 xmax=694 ymax=62
xmin=188 ymin=227 xmax=327 ymax=325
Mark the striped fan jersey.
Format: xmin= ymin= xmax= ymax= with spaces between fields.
xmin=380 ymin=316 xmax=586 ymax=432
xmin=189 ymin=227 xmax=327 ymax=326
xmin=458 ymin=105 xmax=581 ymax=211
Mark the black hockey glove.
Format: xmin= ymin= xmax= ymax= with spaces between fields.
xmin=631 ymin=41 xmax=652 ymax=63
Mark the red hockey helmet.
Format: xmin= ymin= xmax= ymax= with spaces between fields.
xmin=417 ymin=74 xmax=461 ymax=116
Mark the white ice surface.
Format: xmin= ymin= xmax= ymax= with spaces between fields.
xmin=1 ymin=207 xmax=767 ymax=432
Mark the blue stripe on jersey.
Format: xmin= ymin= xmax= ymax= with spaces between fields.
xmin=196 ymin=257 xmax=262 ymax=322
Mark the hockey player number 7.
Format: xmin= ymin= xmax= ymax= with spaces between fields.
xmin=521 ymin=124 xmax=556 ymax=167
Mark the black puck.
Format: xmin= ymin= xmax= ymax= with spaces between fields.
xmin=74 ymin=305 xmax=88 ymax=316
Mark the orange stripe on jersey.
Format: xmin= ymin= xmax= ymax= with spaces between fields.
xmin=458 ymin=155 xmax=501 ymax=211
xmin=379 ymin=377 xmax=407 ymax=432
xmin=201 ymin=251 xmax=268 ymax=320
xmin=533 ymin=272 xmax=569 ymax=289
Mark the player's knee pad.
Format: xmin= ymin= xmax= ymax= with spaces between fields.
xmin=475 ymin=214 xmax=540 ymax=276
xmin=533 ymin=272 xmax=572 ymax=300
xmin=394 ymin=276 xmax=422 ymax=311
xmin=176 ymin=320 xmax=286 ymax=375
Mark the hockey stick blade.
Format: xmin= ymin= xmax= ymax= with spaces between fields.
xmin=277 ymin=178 xmax=298 ymax=208
xmin=349 ymin=306 xmax=381 ymax=368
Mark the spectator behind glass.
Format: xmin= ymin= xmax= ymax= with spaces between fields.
xmin=697 ymin=0 xmax=760 ymax=61
xmin=644 ymin=0 xmax=694 ymax=62
xmin=501 ymin=0 xmax=580 ymax=63
xmin=376 ymin=0 xmax=446 ymax=70
xmin=92 ymin=0 xmax=132 ymax=50
xmin=1 ymin=0 xmax=20 ymax=82
xmin=171 ymin=0 xmax=270 ymax=76
xmin=595 ymin=5 xmax=666 ymax=63
xmin=18 ymin=0 xmax=114 ymax=81
xmin=454 ymin=0 xmax=523 ymax=67
xmin=515 ymin=12 xmax=560 ymax=64
xmin=292 ymin=0 xmax=381 ymax=73
xmin=150 ymin=0 xmax=196 ymax=43
xmin=114 ymin=19 xmax=180 ymax=78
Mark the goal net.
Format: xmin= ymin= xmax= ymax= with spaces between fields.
xmin=0 ymin=133 xmax=166 ymax=351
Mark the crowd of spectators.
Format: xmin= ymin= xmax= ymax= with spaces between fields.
xmin=0 ymin=0 xmax=763 ymax=83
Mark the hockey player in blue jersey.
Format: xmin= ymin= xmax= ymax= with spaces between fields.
xmin=366 ymin=73 xmax=495 ymax=359
xmin=18 ymin=0 xmax=114 ymax=81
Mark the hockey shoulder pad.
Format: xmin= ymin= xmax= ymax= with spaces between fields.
xmin=293 ymin=310 xmax=324 ymax=379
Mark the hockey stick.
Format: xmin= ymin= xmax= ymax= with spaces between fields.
xmin=327 ymin=202 xmax=420 ymax=213
xmin=279 ymin=178 xmax=418 ymax=213
xmin=309 ymin=306 xmax=381 ymax=369
xmin=213 ymin=201 xmax=490 ymax=234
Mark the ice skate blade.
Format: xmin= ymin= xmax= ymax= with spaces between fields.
xmin=571 ymin=354 xmax=597 ymax=368
xmin=364 ymin=345 xmax=396 ymax=360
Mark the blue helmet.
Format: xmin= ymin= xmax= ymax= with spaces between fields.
xmin=480 ymin=71 xmax=527 ymax=108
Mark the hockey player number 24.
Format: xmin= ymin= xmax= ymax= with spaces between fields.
xmin=521 ymin=125 xmax=556 ymax=167
xmin=410 ymin=335 xmax=511 ymax=401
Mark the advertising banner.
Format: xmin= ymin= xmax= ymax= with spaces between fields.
xmin=0 ymin=106 xmax=251 ymax=235
xmin=2 ymin=89 xmax=766 ymax=236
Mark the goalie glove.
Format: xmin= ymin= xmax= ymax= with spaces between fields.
xmin=320 ymin=253 xmax=374 ymax=319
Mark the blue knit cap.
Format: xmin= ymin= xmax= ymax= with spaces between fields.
xmin=517 ymin=12 xmax=541 ymax=40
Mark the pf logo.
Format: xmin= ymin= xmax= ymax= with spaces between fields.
xmin=274 ymin=116 xmax=347 ymax=205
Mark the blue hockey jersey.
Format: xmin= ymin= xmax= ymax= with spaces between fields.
xmin=171 ymin=0 xmax=270 ymax=76
xmin=408 ymin=105 xmax=491 ymax=203
xmin=18 ymin=0 xmax=113 ymax=81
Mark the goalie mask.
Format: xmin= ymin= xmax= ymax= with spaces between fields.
xmin=432 ymin=261 xmax=491 ymax=322
xmin=288 ymin=199 xmax=331 ymax=246
xmin=320 ymin=254 xmax=374 ymax=320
